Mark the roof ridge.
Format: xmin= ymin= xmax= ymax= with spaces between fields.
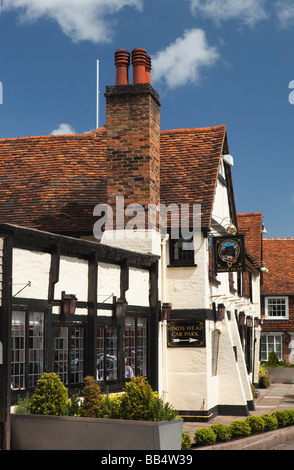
xmin=160 ymin=125 xmax=226 ymax=134
xmin=237 ymin=212 xmax=262 ymax=217
xmin=0 ymin=126 xmax=106 ymax=142
xmin=263 ymin=237 xmax=294 ymax=240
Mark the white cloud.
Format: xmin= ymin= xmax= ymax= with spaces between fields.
xmin=189 ymin=0 xmax=269 ymax=26
xmin=275 ymin=1 xmax=294 ymax=28
xmin=51 ymin=123 xmax=76 ymax=135
xmin=2 ymin=0 xmax=143 ymax=43
xmin=151 ymin=29 xmax=220 ymax=89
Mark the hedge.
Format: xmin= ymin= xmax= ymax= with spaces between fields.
xmin=193 ymin=409 xmax=294 ymax=447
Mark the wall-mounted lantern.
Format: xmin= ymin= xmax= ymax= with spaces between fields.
xmin=217 ymin=304 xmax=226 ymax=321
xmin=161 ymin=303 xmax=172 ymax=321
xmin=246 ymin=316 xmax=252 ymax=328
xmin=254 ymin=317 xmax=259 ymax=328
xmin=61 ymin=291 xmax=77 ymax=315
xmin=238 ymin=312 xmax=245 ymax=326
xmin=115 ymin=298 xmax=128 ymax=318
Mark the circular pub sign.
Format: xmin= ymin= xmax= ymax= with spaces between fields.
xmin=218 ymin=239 xmax=240 ymax=267
xmin=213 ymin=235 xmax=245 ymax=273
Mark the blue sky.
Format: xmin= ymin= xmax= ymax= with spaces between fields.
xmin=1 ymin=0 xmax=294 ymax=238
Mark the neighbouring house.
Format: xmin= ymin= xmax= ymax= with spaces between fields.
xmin=260 ymin=238 xmax=294 ymax=364
xmin=0 ymin=47 xmax=264 ymax=440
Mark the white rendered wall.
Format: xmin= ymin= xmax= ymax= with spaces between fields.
xmin=98 ymin=262 xmax=121 ymax=304
xmin=165 ymin=236 xmax=210 ymax=309
xmin=12 ymin=248 xmax=51 ymax=300
xmin=126 ymin=267 xmax=150 ymax=307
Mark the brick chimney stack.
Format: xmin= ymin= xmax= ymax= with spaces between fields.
xmin=105 ymin=48 xmax=161 ymax=228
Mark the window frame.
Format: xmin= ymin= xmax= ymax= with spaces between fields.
xmin=11 ymin=308 xmax=45 ymax=391
xmin=265 ymin=296 xmax=289 ymax=320
xmin=53 ymin=321 xmax=86 ymax=388
xmin=260 ymin=334 xmax=283 ymax=361
xmin=169 ymin=236 xmax=196 ymax=267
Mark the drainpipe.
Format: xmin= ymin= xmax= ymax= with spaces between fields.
xmin=161 ymin=234 xmax=169 ymax=403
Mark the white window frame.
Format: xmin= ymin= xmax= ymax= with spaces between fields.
xmin=260 ymin=333 xmax=283 ymax=361
xmin=265 ymin=296 xmax=289 ymax=320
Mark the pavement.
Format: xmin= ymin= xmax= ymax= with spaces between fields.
xmin=183 ymin=383 xmax=294 ymax=450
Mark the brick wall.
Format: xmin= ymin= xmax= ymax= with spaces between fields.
xmin=105 ymin=83 xmax=161 ymax=228
xmin=261 ymin=295 xmax=294 ymax=331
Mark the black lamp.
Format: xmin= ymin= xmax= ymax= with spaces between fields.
xmin=115 ymin=298 xmax=128 ymax=318
xmin=238 ymin=312 xmax=245 ymax=326
xmin=246 ymin=316 xmax=252 ymax=328
xmin=217 ymin=304 xmax=226 ymax=321
xmin=61 ymin=291 xmax=77 ymax=315
xmin=161 ymin=303 xmax=172 ymax=321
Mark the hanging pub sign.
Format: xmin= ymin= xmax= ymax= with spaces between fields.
xmin=167 ymin=320 xmax=205 ymax=348
xmin=213 ymin=235 xmax=245 ymax=273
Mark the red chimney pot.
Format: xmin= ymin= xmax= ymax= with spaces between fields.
xmin=132 ymin=48 xmax=148 ymax=84
xmin=145 ymin=54 xmax=151 ymax=84
xmin=115 ymin=49 xmax=130 ymax=85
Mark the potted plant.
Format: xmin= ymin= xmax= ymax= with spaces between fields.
xmin=11 ymin=373 xmax=183 ymax=450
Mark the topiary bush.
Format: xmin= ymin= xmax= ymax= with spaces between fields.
xmin=119 ymin=376 xmax=158 ymax=421
xmin=245 ymin=415 xmax=265 ymax=434
xmin=29 ymin=372 xmax=70 ymax=416
xmin=194 ymin=427 xmax=216 ymax=447
xmin=79 ymin=376 xmax=103 ymax=418
xmin=181 ymin=432 xmax=191 ymax=450
xmin=285 ymin=409 xmax=294 ymax=425
xmin=260 ymin=413 xmax=278 ymax=432
xmin=267 ymin=351 xmax=281 ymax=367
xmin=273 ymin=410 xmax=291 ymax=428
xmin=229 ymin=420 xmax=251 ymax=438
xmin=210 ymin=423 xmax=231 ymax=442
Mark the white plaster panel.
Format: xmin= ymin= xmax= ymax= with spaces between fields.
xmin=54 ymin=256 xmax=88 ymax=302
xmin=126 ymin=267 xmax=149 ymax=307
xmin=98 ymin=262 xmax=121 ymax=304
xmin=12 ymin=248 xmax=51 ymax=299
xmin=166 ymin=237 xmax=209 ymax=309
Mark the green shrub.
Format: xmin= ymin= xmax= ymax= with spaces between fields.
xmin=258 ymin=364 xmax=271 ymax=388
xmin=245 ymin=415 xmax=265 ymax=434
xmin=229 ymin=420 xmax=251 ymax=438
xmin=148 ymin=396 xmax=179 ymax=422
xmin=272 ymin=410 xmax=290 ymax=428
xmin=261 ymin=413 xmax=278 ymax=431
xmin=267 ymin=351 xmax=281 ymax=367
xmin=99 ymin=391 xmax=122 ymax=419
xmin=285 ymin=409 xmax=294 ymax=425
xmin=79 ymin=376 xmax=103 ymax=418
xmin=181 ymin=432 xmax=191 ymax=450
xmin=14 ymin=394 xmax=31 ymax=415
xmin=29 ymin=372 xmax=70 ymax=416
xmin=68 ymin=392 xmax=81 ymax=417
xmin=194 ymin=427 xmax=216 ymax=447
xmin=119 ymin=376 xmax=158 ymax=421
xmin=210 ymin=423 xmax=231 ymax=442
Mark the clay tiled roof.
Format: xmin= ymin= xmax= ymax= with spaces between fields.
xmin=261 ymin=238 xmax=294 ymax=294
xmin=160 ymin=126 xmax=228 ymax=229
xmin=0 ymin=129 xmax=107 ymax=234
xmin=0 ymin=125 xmax=227 ymax=234
xmin=237 ymin=212 xmax=263 ymax=267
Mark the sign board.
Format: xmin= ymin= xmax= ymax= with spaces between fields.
xmin=213 ymin=235 xmax=245 ymax=273
xmin=167 ymin=320 xmax=205 ymax=348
